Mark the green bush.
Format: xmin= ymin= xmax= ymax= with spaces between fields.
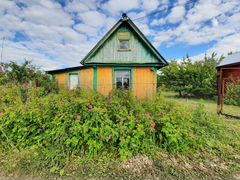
xmin=0 ymin=85 xmax=226 ymax=174
xmin=158 ymin=53 xmax=223 ymax=99
xmin=0 ymin=61 xmax=59 ymax=95
xmin=224 ymin=81 xmax=240 ymax=106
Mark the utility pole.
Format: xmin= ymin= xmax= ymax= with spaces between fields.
xmin=1 ymin=37 xmax=5 ymax=63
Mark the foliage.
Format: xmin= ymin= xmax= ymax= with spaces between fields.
xmin=158 ymin=53 xmax=223 ymax=99
xmin=0 ymin=61 xmax=58 ymax=94
xmin=0 ymin=86 xmax=239 ymax=179
xmin=224 ymin=80 xmax=240 ymax=106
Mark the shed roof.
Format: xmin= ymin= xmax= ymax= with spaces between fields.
xmin=217 ymin=52 xmax=240 ymax=67
xmin=46 ymin=65 xmax=90 ymax=74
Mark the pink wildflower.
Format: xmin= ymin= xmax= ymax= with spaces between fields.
xmin=76 ymin=115 xmax=81 ymax=120
xmin=146 ymin=113 xmax=151 ymax=119
xmin=88 ymin=104 xmax=93 ymax=110
xmin=0 ymin=112 xmax=3 ymax=117
xmin=151 ymin=122 xmax=156 ymax=129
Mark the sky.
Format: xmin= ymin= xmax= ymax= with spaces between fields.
xmin=0 ymin=0 xmax=240 ymax=71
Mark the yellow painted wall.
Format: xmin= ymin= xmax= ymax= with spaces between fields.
xmin=98 ymin=67 xmax=113 ymax=96
xmin=133 ymin=68 xmax=156 ymax=99
xmin=80 ymin=68 xmax=94 ymax=90
xmin=55 ymin=73 xmax=68 ymax=88
xmin=53 ymin=67 xmax=157 ymax=99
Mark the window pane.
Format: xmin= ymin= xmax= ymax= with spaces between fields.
xmin=123 ymin=78 xmax=129 ymax=88
xmin=119 ymin=40 xmax=129 ymax=50
xmin=116 ymin=77 xmax=122 ymax=89
xmin=69 ymin=74 xmax=79 ymax=90
xmin=115 ymin=70 xmax=130 ymax=89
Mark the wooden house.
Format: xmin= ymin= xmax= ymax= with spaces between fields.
xmin=47 ymin=14 xmax=168 ymax=99
xmin=217 ymin=52 xmax=240 ymax=113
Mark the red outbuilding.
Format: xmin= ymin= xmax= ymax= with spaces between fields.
xmin=217 ymin=52 xmax=240 ymax=114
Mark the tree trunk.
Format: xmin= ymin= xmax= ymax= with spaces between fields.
xmin=178 ymin=90 xmax=182 ymax=97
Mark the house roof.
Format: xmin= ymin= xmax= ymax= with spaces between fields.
xmin=217 ymin=52 xmax=240 ymax=67
xmin=46 ymin=65 xmax=90 ymax=74
xmin=80 ymin=14 xmax=168 ymax=67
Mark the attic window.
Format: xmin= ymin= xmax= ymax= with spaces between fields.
xmin=118 ymin=32 xmax=130 ymax=50
xmin=119 ymin=40 xmax=130 ymax=50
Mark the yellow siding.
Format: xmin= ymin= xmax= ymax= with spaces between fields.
xmin=98 ymin=67 xmax=113 ymax=96
xmin=55 ymin=73 xmax=68 ymax=88
xmin=134 ymin=68 xmax=156 ymax=99
xmin=80 ymin=68 xmax=94 ymax=90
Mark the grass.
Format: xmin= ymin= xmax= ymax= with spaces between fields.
xmin=157 ymin=91 xmax=240 ymax=179
xmin=162 ymin=91 xmax=240 ymax=117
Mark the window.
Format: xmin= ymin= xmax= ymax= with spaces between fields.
xmin=119 ymin=40 xmax=130 ymax=50
xmin=69 ymin=73 xmax=79 ymax=90
xmin=115 ymin=70 xmax=130 ymax=89
xmin=117 ymin=31 xmax=130 ymax=50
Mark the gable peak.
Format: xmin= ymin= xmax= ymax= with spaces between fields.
xmin=122 ymin=13 xmax=129 ymax=21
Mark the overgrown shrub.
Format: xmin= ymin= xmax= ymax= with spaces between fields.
xmin=0 ymin=85 xmax=226 ymax=175
xmin=224 ymin=80 xmax=240 ymax=106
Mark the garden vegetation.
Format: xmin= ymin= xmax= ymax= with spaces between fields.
xmin=158 ymin=53 xmax=222 ymax=99
xmin=0 ymin=61 xmax=239 ymax=179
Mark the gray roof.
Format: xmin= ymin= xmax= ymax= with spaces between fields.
xmin=217 ymin=52 xmax=240 ymax=67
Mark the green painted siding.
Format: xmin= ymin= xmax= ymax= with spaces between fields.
xmin=85 ymin=25 xmax=159 ymax=64
xmin=94 ymin=67 xmax=98 ymax=91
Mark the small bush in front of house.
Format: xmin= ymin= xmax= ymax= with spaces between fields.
xmin=0 ymin=85 xmax=228 ymax=177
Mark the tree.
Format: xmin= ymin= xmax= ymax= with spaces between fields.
xmin=0 ymin=60 xmax=58 ymax=93
xmin=158 ymin=53 xmax=223 ymax=98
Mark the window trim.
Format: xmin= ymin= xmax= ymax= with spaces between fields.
xmin=113 ymin=67 xmax=134 ymax=90
xmin=68 ymin=71 xmax=80 ymax=89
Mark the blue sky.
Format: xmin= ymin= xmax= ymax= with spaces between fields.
xmin=0 ymin=0 xmax=240 ymax=70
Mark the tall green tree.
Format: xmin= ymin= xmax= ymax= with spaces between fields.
xmin=158 ymin=53 xmax=223 ymax=98
xmin=0 ymin=60 xmax=58 ymax=93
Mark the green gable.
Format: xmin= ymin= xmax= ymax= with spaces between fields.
xmin=81 ymin=17 xmax=167 ymax=67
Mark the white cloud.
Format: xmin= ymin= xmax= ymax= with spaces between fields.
xmin=64 ymin=0 xmax=98 ymax=13
xmin=1 ymin=40 xmax=65 ymax=70
xmin=77 ymin=11 xmax=106 ymax=28
xmin=74 ymin=23 xmax=99 ymax=36
xmin=207 ymin=33 xmax=240 ymax=56
xmin=167 ymin=5 xmax=185 ymax=23
xmin=141 ymin=0 xmax=160 ymax=11
xmin=0 ymin=0 xmax=20 ymax=16
xmin=102 ymin=0 xmax=140 ymax=15
xmin=151 ymin=18 xmax=166 ymax=26
xmin=153 ymin=0 xmax=240 ymax=48
xmin=21 ymin=5 xmax=73 ymax=26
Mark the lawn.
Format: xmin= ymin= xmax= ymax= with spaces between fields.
xmin=162 ymin=91 xmax=240 ymax=117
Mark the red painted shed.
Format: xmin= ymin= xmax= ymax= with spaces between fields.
xmin=217 ymin=52 xmax=240 ymax=114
